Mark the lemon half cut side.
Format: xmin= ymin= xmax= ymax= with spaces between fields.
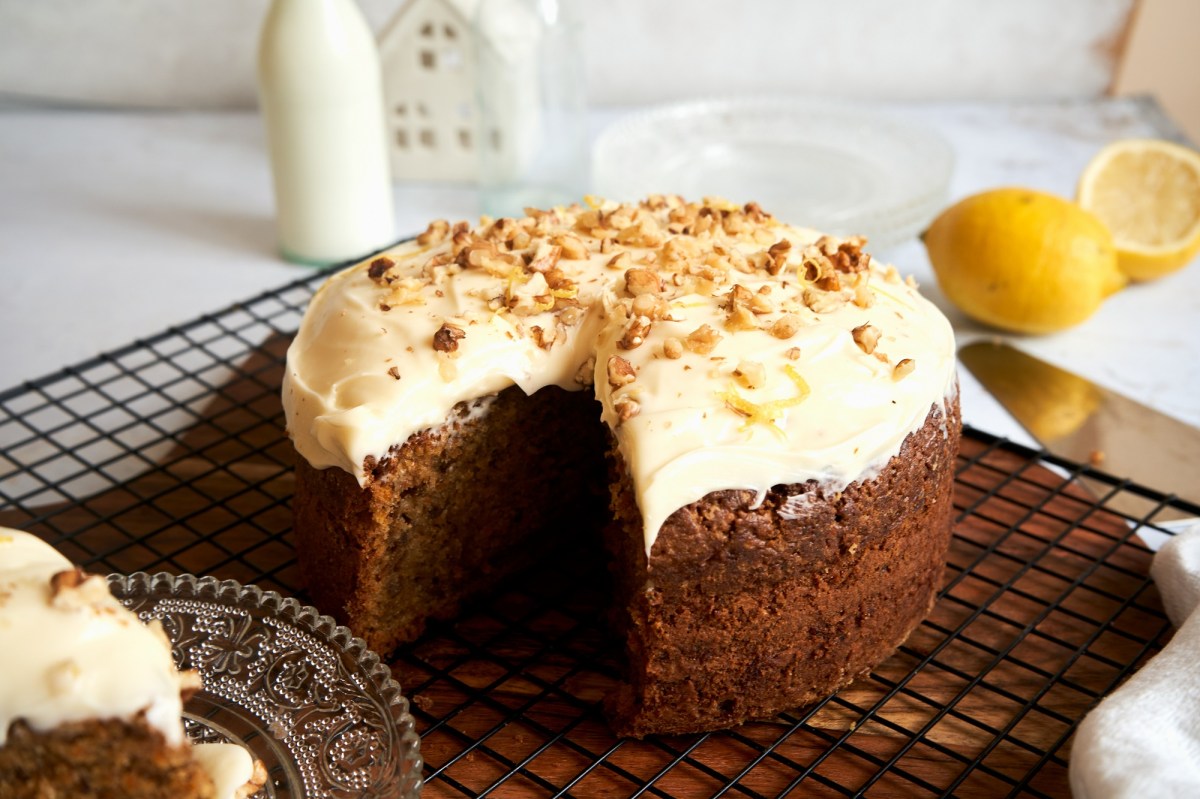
xmin=1077 ymin=138 xmax=1200 ymax=281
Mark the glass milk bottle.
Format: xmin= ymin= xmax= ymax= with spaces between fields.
xmin=258 ymin=0 xmax=396 ymax=265
xmin=474 ymin=0 xmax=588 ymax=217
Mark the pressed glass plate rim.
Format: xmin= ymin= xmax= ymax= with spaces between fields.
xmin=107 ymin=571 xmax=424 ymax=798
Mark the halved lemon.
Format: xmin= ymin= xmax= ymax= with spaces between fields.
xmin=1077 ymin=139 xmax=1200 ymax=281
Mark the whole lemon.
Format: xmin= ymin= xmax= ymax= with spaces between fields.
xmin=924 ymin=188 xmax=1127 ymax=334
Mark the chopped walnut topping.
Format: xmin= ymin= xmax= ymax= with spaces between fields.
xmin=48 ymin=568 xmax=109 ymax=609
xmin=614 ymin=396 xmax=641 ymax=423
xmin=722 ymin=284 xmax=753 ymax=311
xmin=631 ymin=293 xmax=670 ymax=320
xmin=725 ymin=305 xmax=757 ymax=332
xmin=853 ymin=281 xmax=874 ymax=308
xmin=554 ymin=233 xmax=589 ymax=260
xmin=685 ymin=323 xmax=722 ymax=355
xmin=785 ymin=346 xmax=802 ymax=360
xmin=417 ymin=219 xmax=451 ymax=246
xmin=574 ymin=355 xmax=596 ymax=386
xmin=749 ymin=290 xmax=775 ymax=315
xmin=893 ymin=358 xmax=915 ymax=380
xmin=826 ymin=235 xmax=870 ymax=273
xmin=616 ymin=216 xmax=665 ymax=248
xmin=560 ymin=306 xmax=584 ymax=326
xmin=815 ymin=273 xmax=841 ymax=292
xmin=662 ymin=337 xmax=684 ymax=359
xmin=744 ymin=201 xmax=770 ymax=222
xmin=433 ymin=322 xmax=466 ymax=353
xmin=766 ymin=239 xmax=792 ymax=275
xmin=599 ymin=236 xmax=616 ymax=254
xmin=387 ymin=366 xmax=401 ymax=380
xmin=367 ymin=257 xmax=394 ymax=283
xmin=528 ymin=241 xmax=562 ymax=273
xmin=49 ymin=567 xmax=87 ymax=595
xmin=662 ymin=236 xmax=702 ymax=265
xmin=607 ymin=355 xmax=637 ymax=388
xmin=620 ymin=315 xmax=652 ymax=349
xmin=852 ymin=323 xmax=880 ymax=355
xmin=769 ymin=314 xmax=802 ymax=339
xmin=530 ymin=325 xmax=557 ymax=350
xmin=732 ymin=359 xmax=766 ymax=390
xmin=802 ymin=287 xmax=846 ymax=314
xmin=624 ymin=268 xmax=663 ymax=296
xmin=606 ymin=251 xmax=632 ymax=270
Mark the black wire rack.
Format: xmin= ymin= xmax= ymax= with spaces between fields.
xmin=1 ymin=266 xmax=1192 ymax=799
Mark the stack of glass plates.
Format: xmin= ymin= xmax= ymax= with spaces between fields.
xmin=593 ymin=98 xmax=954 ymax=249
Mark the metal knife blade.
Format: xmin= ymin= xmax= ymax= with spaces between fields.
xmin=959 ymin=340 xmax=1200 ymax=507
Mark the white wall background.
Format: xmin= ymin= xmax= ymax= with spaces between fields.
xmin=0 ymin=0 xmax=1135 ymax=109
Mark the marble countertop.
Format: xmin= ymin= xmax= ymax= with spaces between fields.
xmin=1 ymin=96 xmax=1197 ymax=454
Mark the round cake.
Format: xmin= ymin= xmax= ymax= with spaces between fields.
xmin=0 ymin=528 xmax=266 ymax=798
xmin=284 ymin=196 xmax=960 ymax=737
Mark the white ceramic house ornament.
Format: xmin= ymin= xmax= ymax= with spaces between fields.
xmin=378 ymin=0 xmax=538 ymax=183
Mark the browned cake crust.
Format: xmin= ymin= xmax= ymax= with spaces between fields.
xmin=0 ymin=716 xmax=214 ymax=799
xmin=293 ymin=384 xmax=607 ymax=656
xmin=295 ymin=380 xmax=960 ymax=738
xmin=605 ymin=397 xmax=961 ymax=737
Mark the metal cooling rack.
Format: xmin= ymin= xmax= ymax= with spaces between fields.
xmin=1 ymin=267 xmax=1193 ymax=798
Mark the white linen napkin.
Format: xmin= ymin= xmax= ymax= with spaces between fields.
xmin=1070 ymin=523 xmax=1200 ymax=798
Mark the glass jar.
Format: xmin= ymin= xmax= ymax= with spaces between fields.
xmin=474 ymin=0 xmax=588 ymax=217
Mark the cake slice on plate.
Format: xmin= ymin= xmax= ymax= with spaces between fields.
xmin=0 ymin=528 xmax=266 ymax=799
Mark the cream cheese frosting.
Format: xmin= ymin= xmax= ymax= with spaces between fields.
xmin=283 ymin=197 xmax=957 ymax=552
xmin=0 ymin=529 xmax=189 ymax=747
xmin=0 ymin=528 xmax=262 ymax=799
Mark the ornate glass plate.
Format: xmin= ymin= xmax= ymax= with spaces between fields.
xmin=108 ymin=572 xmax=423 ymax=799
xmin=593 ymin=98 xmax=954 ymax=249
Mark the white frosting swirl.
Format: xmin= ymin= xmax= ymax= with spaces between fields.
xmin=283 ymin=199 xmax=956 ymax=552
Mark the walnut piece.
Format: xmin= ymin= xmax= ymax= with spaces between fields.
xmin=49 ymin=567 xmax=87 ymax=595
xmin=433 ymin=322 xmax=466 ymax=353
xmin=417 ymin=219 xmax=451 ymax=246
xmin=620 ymin=315 xmax=652 ymax=349
xmin=893 ymin=358 xmax=915 ymax=380
xmin=732 ymin=359 xmax=766 ymax=389
xmin=387 ymin=366 xmax=401 ymax=380
xmin=554 ymin=233 xmax=589 ymax=260
xmin=528 ymin=241 xmax=562 ymax=273
xmin=769 ymin=314 xmax=802 ymax=339
xmin=662 ymin=337 xmax=683 ymax=359
xmin=631 ymin=293 xmax=670 ymax=321
xmin=367 ymin=257 xmax=394 ymax=284
xmin=852 ymin=323 xmax=880 ymax=355
xmin=574 ymin=355 xmax=596 ymax=386
xmin=684 ymin=323 xmax=722 ymax=355
xmin=766 ymin=239 xmax=792 ymax=275
xmin=624 ymin=268 xmax=663 ymax=296
xmin=607 ymin=355 xmax=637 ymax=388
xmin=614 ymin=396 xmax=641 ymax=423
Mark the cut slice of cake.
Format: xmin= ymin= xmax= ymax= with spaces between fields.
xmin=0 ymin=528 xmax=267 ymax=799
xmin=284 ymin=196 xmax=960 ymax=736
